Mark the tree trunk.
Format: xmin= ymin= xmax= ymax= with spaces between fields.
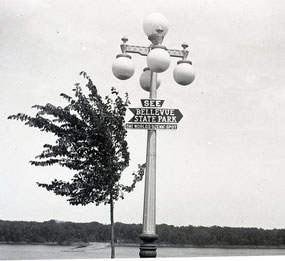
xmin=110 ymin=197 xmax=115 ymax=258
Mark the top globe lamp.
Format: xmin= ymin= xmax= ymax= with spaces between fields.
xmin=173 ymin=60 xmax=195 ymax=86
xmin=112 ymin=54 xmax=135 ymax=80
xmin=143 ymin=13 xmax=169 ymax=37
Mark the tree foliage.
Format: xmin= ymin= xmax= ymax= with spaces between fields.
xmin=8 ymin=72 xmax=146 ymax=258
xmin=8 ymin=71 xmax=144 ymax=206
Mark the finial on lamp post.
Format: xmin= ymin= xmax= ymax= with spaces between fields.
xmin=148 ymin=27 xmax=164 ymax=46
xmin=181 ymin=42 xmax=189 ymax=61
xmin=120 ymin=36 xmax=129 ymax=54
xmin=122 ymin=36 xmax=128 ymax=43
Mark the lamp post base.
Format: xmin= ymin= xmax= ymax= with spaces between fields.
xmin=139 ymin=234 xmax=158 ymax=258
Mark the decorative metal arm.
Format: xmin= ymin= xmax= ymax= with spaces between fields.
xmin=120 ymin=37 xmax=189 ymax=59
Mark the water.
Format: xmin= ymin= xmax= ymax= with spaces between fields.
xmin=1 ymin=243 xmax=285 ymax=260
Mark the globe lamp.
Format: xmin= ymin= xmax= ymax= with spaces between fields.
xmin=112 ymin=54 xmax=135 ymax=80
xmin=147 ymin=47 xmax=171 ymax=73
xmin=139 ymin=68 xmax=161 ymax=92
xmin=173 ymin=60 xmax=195 ymax=85
xmin=143 ymin=13 xmax=169 ymax=37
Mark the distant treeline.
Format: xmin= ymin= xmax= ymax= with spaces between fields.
xmin=1 ymin=220 xmax=285 ymax=247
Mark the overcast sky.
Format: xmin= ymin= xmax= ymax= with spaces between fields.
xmin=1 ymin=0 xmax=285 ymax=229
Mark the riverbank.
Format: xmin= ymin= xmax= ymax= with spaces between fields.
xmin=2 ymin=243 xmax=285 ymax=259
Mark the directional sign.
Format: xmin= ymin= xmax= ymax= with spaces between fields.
xmin=128 ymin=108 xmax=183 ymax=124
xmin=126 ymin=123 xmax=177 ymax=130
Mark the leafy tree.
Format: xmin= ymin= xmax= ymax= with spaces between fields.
xmin=8 ymin=72 xmax=145 ymax=258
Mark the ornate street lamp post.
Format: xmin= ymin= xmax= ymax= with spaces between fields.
xmin=112 ymin=13 xmax=195 ymax=258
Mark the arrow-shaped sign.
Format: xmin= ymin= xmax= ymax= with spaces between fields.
xmin=128 ymin=108 xmax=183 ymax=124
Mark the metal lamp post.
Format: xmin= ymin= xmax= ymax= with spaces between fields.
xmin=112 ymin=13 xmax=195 ymax=258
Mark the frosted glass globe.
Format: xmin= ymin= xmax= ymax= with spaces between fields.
xmin=112 ymin=55 xmax=135 ymax=80
xmin=147 ymin=48 xmax=171 ymax=73
xmin=139 ymin=68 xmax=161 ymax=92
xmin=173 ymin=61 xmax=195 ymax=85
xmin=143 ymin=13 xmax=169 ymax=37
